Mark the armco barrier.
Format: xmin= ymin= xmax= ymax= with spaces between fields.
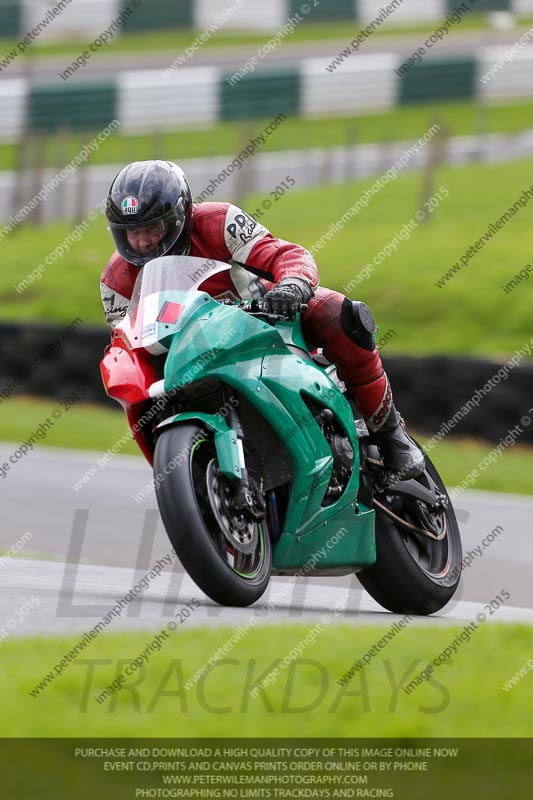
xmin=3 ymin=1 xmax=533 ymax=40
xmin=3 ymin=45 xmax=533 ymax=144
xmin=0 ymin=322 xmax=532 ymax=444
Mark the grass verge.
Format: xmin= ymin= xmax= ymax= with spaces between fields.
xmin=0 ymin=397 xmax=531 ymax=495
xmin=1 ymin=100 xmax=533 ymax=172
xmin=4 ymin=622 xmax=531 ymax=737
xmin=2 ymin=158 xmax=533 ymax=358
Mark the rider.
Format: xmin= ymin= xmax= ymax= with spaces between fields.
xmin=101 ymin=160 xmax=424 ymax=480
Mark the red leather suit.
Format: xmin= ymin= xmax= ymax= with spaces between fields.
xmin=100 ymin=202 xmax=391 ymax=429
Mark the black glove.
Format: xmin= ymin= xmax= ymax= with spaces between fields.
xmin=262 ymin=278 xmax=314 ymax=320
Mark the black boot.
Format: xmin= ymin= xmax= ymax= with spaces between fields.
xmin=368 ymin=404 xmax=425 ymax=481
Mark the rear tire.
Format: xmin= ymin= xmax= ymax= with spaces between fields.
xmin=357 ymin=447 xmax=462 ymax=615
xmin=154 ymin=423 xmax=271 ymax=607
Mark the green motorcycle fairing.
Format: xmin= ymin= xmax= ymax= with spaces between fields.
xmin=156 ymin=290 xmax=376 ymax=572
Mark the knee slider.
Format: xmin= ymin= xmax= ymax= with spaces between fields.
xmin=340 ymin=299 xmax=377 ymax=351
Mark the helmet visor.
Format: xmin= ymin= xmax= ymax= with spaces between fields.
xmin=109 ymin=209 xmax=185 ymax=267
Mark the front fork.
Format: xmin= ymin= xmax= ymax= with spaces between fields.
xmin=225 ymin=391 xmax=266 ymax=522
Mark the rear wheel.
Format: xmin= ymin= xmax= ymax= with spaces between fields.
xmin=154 ymin=424 xmax=271 ymax=606
xmin=357 ymin=444 xmax=462 ymax=615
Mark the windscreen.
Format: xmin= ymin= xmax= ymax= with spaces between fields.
xmin=126 ymin=255 xmax=231 ymax=326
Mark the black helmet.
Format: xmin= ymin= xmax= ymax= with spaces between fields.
xmin=105 ymin=160 xmax=193 ymax=267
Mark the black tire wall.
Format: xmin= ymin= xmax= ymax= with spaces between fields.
xmin=0 ymin=322 xmax=531 ymax=444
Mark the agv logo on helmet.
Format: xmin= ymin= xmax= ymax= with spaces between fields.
xmin=122 ymin=196 xmax=139 ymax=215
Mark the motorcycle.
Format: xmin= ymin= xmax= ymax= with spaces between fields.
xmin=101 ymin=255 xmax=462 ymax=614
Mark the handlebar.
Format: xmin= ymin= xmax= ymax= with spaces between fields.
xmin=236 ymin=300 xmax=308 ymax=321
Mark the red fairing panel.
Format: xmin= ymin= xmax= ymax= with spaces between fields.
xmin=101 ymin=336 xmax=158 ymax=407
xmin=101 ymin=341 xmax=158 ymax=464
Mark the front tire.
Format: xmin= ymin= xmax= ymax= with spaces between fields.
xmin=154 ymin=423 xmax=272 ymax=607
xmin=357 ymin=447 xmax=462 ymax=615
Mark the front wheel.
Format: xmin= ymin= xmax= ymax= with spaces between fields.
xmin=357 ymin=445 xmax=462 ymax=615
xmin=154 ymin=424 xmax=272 ymax=607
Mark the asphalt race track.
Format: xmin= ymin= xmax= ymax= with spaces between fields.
xmin=1 ymin=445 xmax=532 ymax=640
xmin=8 ymin=29 xmax=530 ymax=83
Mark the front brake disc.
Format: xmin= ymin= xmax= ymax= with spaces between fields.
xmin=205 ymin=460 xmax=259 ymax=555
